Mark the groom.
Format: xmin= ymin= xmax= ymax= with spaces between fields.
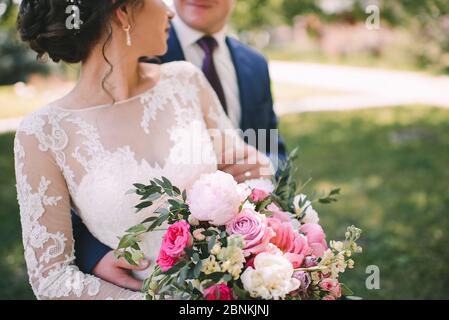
xmin=72 ymin=0 xmax=286 ymax=290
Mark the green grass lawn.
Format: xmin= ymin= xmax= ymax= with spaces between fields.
xmin=1 ymin=105 xmax=448 ymax=299
xmin=0 ymin=132 xmax=34 ymax=299
xmin=281 ymin=105 xmax=449 ymax=299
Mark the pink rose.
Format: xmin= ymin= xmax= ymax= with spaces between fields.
xmin=187 ymin=171 xmax=241 ymax=226
xmin=156 ymin=249 xmax=178 ymax=272
xmin=322 ymin=295 xmax=336 ymax=300
xmin=156 ymin=220 xmax=192 ymax=271
xmin=300 ymin=223 xmax=328 ymax=258
xmin=203 ymin=284 xmax=235 ymax=300
xmin=319 ymin=278 xmax=342 ymax=298
xmin=268 ymin=218 xmax=311 ymax=257
xmin=249 ymin=189 xmax=270 ymax=202
xmin=226 ymin=208 xmax=275 ymax=257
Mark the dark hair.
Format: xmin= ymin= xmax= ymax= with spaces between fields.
xmin=16 ymin=0 xmax=142 ymax=64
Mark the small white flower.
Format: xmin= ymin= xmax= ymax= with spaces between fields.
xmin=211 ymin=243 xmax=222 ymax=256
xmin=188 ymin=215 xmax=200 ymax=226
xmin=330 ymin=240 xmax=344 ymax=252
xmin=193 ymin=228 xmax=206 ymax=241
xmin=294 ymin=194 xmax=320 ymax=224
xmin=347 ymin=259 xmax=355 ymax=269
xmin=303 ymin=207 xmax=320 ymax=224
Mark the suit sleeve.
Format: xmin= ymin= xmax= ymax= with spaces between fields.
xmin=72 ymin=211 xmax=112 ymax=274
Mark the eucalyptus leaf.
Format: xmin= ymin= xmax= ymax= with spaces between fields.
xmin=222 ymin=274 xmax=232 ymax=283
xmin=141 ymin=216 xmax=158 ymax=224
xmin=177 ymin=267 xmax=189 ymax=286
xmin=126 ymin=224 xmax=147 ymax=234
xmin=207 ymin=272 xmax=225 ymax=283
xmin=135 ymin=201 xmax=153 ymax=209
xmin=123 ymin=251 xmax=138 ymax=266
xmin=184 ymin=247 xmax=194 ymax=258
xmin=133 ymin=183 xmax=146 ymax=190
xmin=340 ymin=283 xmax=354 ymax=296
xmin=330 ymin=188 xmax=341 ymax=196
xmin=192 ymin=253 xmax=200 ymax=263
xmin=117 ymin=234 xmax=137 ymax=249
xmin=207 ymin=236 xmax=216 ymax=252
xmin=193 ymin=260 xmax=203 ymax=278
xmin=163 ymin=260 xmax=187 ymax=275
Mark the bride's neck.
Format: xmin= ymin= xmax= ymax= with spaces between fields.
xmin=76 ymin=41 xmax=143 ymax=105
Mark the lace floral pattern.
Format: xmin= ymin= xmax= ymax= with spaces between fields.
xmin=14 ymin=61 xmax=268 ymax=299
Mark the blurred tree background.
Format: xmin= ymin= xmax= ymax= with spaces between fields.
xmin=0 ymin=0 xmax=51 ymax=85
xmin=231 ymin=0 xmax=449 ymax=73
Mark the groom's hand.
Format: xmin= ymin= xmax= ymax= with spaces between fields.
xmin=92 ymin=251 xmax=150 ymax=291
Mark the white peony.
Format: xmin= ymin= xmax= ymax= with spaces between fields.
xmin=187 ymin=171 xmax=241 ymax=226
xmin=294 ymin=194 xmax=320 ymax=224
xmin=240 ymin=252 xmax=301 ymax=300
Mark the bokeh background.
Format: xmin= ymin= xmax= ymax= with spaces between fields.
xmin=1 ymin=0 xmax=449 ymax=299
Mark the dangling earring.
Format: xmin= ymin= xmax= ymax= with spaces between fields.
xmin=123 ymin=25 xmax=131 ymax=47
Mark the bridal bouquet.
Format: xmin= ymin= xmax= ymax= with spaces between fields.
xmin=115 ymin=150 xmax=362 ymax=300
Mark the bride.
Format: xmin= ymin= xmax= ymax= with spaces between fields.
xmin=14 ymin=0 xmax=272 ymax=299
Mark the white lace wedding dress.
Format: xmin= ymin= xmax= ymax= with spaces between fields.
xmin=14 ymin=61 xmax=268 ymax=300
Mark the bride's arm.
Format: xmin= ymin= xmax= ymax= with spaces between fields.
xmin=14 ymin=130 xmax=143 ymax=300
xmin=192 ymin=66 xmax=274 ymax=181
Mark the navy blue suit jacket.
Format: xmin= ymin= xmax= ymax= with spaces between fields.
xmin=73 ymin=27 xmax=287 ymax=273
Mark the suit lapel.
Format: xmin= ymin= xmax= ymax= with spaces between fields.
xmin=226 ymin=37 xmax=251 ymax=130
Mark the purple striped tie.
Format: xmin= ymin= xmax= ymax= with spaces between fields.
xmin=197 ymin=36 xmax=228 ymax=114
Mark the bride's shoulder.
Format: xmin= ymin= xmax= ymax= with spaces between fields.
xmin=16 ymin=104 xmax=65 ymax=137
xmin=160 ymin=61 xmax=202 ymax=78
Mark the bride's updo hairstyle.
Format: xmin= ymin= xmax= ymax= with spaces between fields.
xmin=17 ymin=0 xmax=143 ymax=63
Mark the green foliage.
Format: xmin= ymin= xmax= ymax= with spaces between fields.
xmin=231 ymin=0 xmax=284 ymax=31
xmin=0 ymin=31 xmax=51 ymax=85
xmin=271 ymin=147 xmax=299 ymax=212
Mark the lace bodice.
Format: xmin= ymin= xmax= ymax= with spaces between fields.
xmin=14 ymin=61 xmax=267 ymax=300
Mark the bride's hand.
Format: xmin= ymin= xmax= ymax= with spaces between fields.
xmin=218 ymin=143 xmax=274 ymax=183
xmin=92 ymin=251 xmax=150 ymax=291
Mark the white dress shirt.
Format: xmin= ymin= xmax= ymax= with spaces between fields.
xmin=171 ymin=15 xmax=242 ymax=128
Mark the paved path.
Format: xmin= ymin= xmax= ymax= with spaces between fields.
xmin=2 ymin=61 xmax=449 ymax=133
xmin=0 ymin=117 xmax=22 ymax=135
xmin=270 ymin=61 xmax=449 ymax=115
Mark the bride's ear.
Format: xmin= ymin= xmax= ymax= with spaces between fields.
xmin=114 ymin=3 xmax=132 ymax=30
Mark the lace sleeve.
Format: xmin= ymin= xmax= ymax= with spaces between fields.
xmin=14 ymin=129 xmax=143 ymax=300
xmin=192 ymin=67 xmax=274 ymax=177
